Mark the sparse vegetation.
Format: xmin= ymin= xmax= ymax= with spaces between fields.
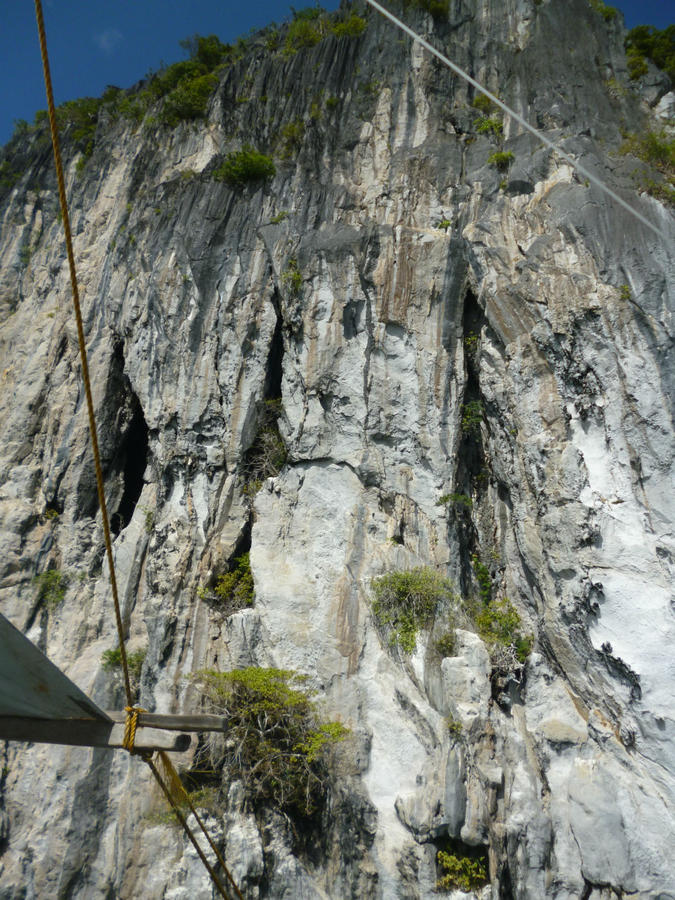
xmin=436 ymin=218 xmax=452 ymax=231
xmin=243 ymin=399 xmax=288 ymax=494
xmin=270 ymin=211 xmax=289 ymax=224
xmin=283 ymin=8 xmax=367 ymax=55
xmin=461 ymin=400 xmax=484 ymax=436
xmin=203 ymin=552 xmax=255 ymax=614
xmin=445 ymin=716 xmax=463 ymax=737
xmin=143 ymin=508 xmax=155 ymax=533
xmin=625 ymin=24 xmax=675 ymax=82
xmin=282 ymin=257 xmax=303 ymax=296
xmin=436 ymin=849 xmax=488 ymax=892
xmin=436 ymin=631 xmax=457 ymax=658
xmin=403 ymin=0 xmax=450 ymax=19
xmin=467 ymin=555 xmax=533 ymax=674
xmin=488 ymin=150 xmax=515 ymax=172
xmin=213 ymin=146 xmax=276 ymax=186
xmin=34 ymin=570 xmax=69 ymax=609
xmin=191 ymin=667 xmax=348 ymax=817
xmin=278 ymin=119 xmax=305 ymax=160
xmin=620 ymin=129 xmax=674 ymax=205
xmin=619 ymin=284 xmax=631 ymax=301
xmin=474 ymin=116 xmax=503 ymax=136
xmin=371 ymin=567 xmax=456 ymax=653
xmin=464 ymin=332 xmax=479 ymax=356
xmin=101 ymin=646 xmax=147 ymax=681
xmin=588 ymin=0 xmax=618 ymax=22
xmin=436 ymin=493 xmax=473 ymax=510
xmin=472 ymin=94 xmax=493 ymax=113
xmin=331 ymin=14 xmax=367 ymax=38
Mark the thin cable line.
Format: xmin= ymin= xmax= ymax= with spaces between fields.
xmin=34 ymin=0 xmax=133 ymax=705
xmin=364 ymin=0 xmax=663 ymax=238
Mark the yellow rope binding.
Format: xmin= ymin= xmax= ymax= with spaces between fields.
xmin=122 ymin=706 xmax=144 ymax=754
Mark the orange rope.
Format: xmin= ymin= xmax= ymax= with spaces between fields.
xmin=33 ymin=8 xmax=244 ymax=900
xmin=34 ymin=0 xmax=133 ymax=707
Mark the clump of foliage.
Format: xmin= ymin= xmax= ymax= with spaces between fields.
xmin=270 ymin=210 xmax=289 ymax=224
xmin=588 ymin=0 xmax=618 ymax=22
xmin=461 ymin=400 xmax=484 ymax=436
xmin=471 ymin=554 xmax=492 ymax=605
xmin=244 ymin=399 xmax=288 ymax=494
xmin=159 ymin=73 xmax=217 ymax=127
xmin=620 ymin=129 xmax=674 ymax=205
xmin=282 ymin=257 xmax=303 ymax=296
xmin=464 ymin=331 xmax=479 ymax=356
xmin=436 ymin=492 xmax=473 ymax=511
xmin=445 ymin=716 xmax=463 ymax=738
xmin=619 ymin=284 xmax=631 ymax=301
xmin=437 ymin=849 xmax=488 ymax=892
xmin=371 ymin=567 xmax=456 ymax=653
xmin=213 ymin=146 xmax=276 ymax=186
xmin=474 ymin=116 xmax=503 ymax=136
xmin=625 ymin=24 xmax=675 ymax=82
xmin=278 ymin=119 xmax=305 ymax=160
xmin=284 ymin=7 xmax=326 ymax=54
xmin=467 ymin=555 xmax=533 ymax=674
xmin=34 ymin=569 xmax=69 ymax=609
xmin=331 ymin=14 xmax=367 ymax=38
xmin=208 ymin=552 xmax=255 ymax=613
xmin=403 ymin=0 xmax=450 ymax=19
xmin=436 ymin=631 xmax=457 ymax=658
xmin=192 ymin=667 xmax=348 ymax=817
xmin=487 ymin=150 xmax=515 ymax=172
xmin=283 ymin=7 xmax=367 ymax=55
xmin=472 ymin=94 xmax=493 ymax=113
xmin=436 ymin=218 xmax=452 ymax=231
xmin=101 ymin=646 xmax=147 ymax=681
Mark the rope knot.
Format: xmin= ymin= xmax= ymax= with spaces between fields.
xmin=122 ymin=705 xmax=145 ymax=754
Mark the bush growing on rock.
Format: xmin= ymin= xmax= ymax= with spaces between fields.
xmin=487 ymin=150 xmax=515 ymax=172
xmin=201 ymin=552 xmax=255 ymax=613
xmin=371 ymin=567 xmax=457 ymax=653
xmin=33 ymin=569 xmax=69 ymax=609
xmin=213 ymin=146 xmax=276 ymax=186
xmin=436 ymin=848 xmax=488 ymax=892
xmin=191 ymin=667 xmax=348 ymax=817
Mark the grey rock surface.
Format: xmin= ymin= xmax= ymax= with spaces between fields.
xmin=0 ymin=1 xmax=673 ymax=897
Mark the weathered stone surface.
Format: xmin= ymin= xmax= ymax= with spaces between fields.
xmin=0 ymin=0 xmax=673 ymax=897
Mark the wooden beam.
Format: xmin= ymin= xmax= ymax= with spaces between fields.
xmin=106 ymin=711 xmax=228 ymax=733
xmin=0 ymin=716 xmax=191 ymax=752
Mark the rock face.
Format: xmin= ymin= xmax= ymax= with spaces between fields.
xmin=0 ymin=1 xmax=673 ymax=897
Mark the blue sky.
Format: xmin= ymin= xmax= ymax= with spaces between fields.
xmin=0 ymin=0 xmax=671 ymax=147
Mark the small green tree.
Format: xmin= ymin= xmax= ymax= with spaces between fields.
xmin=213 ymin=146 xmax=276 ymax=186
xmin=192 ymin=667 xmax=348 ymax=817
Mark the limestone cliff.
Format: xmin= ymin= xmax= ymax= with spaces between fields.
xmin=0 ymin=1 xmax=673 ymax=897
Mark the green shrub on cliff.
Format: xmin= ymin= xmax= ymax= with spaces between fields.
xmin=625 ymin=25 xmax=675 ymax=82
xmin=213 ymin=146 xmax=276 ymax=186
xmin=404 ymin=0 xmax=450 ymax=19
xmin=371 ymin=567 xmax=456 ymax=652
xmin=192 ymin=667 xmax=348 ymax=816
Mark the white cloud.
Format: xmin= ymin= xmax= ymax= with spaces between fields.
xmin=94 ymin=28 xmax=123 ymax=55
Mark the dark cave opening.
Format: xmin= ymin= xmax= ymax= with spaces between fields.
xmin=452 ymin=289 xmax=488 ymax=596
xmin=264 ymin=293 xmax=284 ymax=402
xmin=109 ymin=393 xmax=149 ymax=536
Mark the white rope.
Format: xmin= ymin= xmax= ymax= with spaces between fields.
xmin=364 ymin=0 xmax=663 ymax=238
